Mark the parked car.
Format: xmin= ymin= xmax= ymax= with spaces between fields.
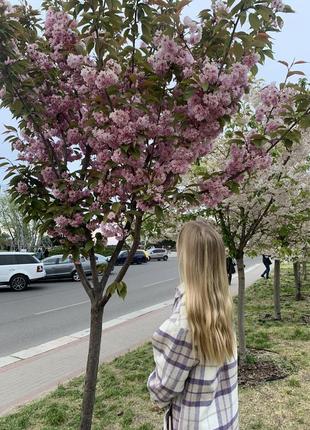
xmin=43 ymin=254 xmax=108 ymax=281
xmin=115 ymin=250 xmax=149 ymax=265
xmin=147 ymin=248 xmax=168 ymax=261
xmin=0 ymin=252 xmax=46 ymax=291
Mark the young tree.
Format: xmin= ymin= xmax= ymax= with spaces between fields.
xmin=253 ymin=204 xmax=310 ymax=305
xmin=245 ymin=130 xmax=310 ymax=310
xmin=226 ymin=142 xmax=308 ymax=355
xmin=0 ymin=0 xmax=307 ymax=427
xmin=187 ymin=85 xmax=310 ymax=358
xmin=0 ymin=194 xmax=41 ymax=250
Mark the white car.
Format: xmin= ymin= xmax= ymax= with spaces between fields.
xmin=0 ymin=252 xmax=46 ymax=291
xmin=147 ymin=248 xmax=168 ymax=261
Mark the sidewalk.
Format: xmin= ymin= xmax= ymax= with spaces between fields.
xmin=0 ymin=264 xmax=262 ymax=416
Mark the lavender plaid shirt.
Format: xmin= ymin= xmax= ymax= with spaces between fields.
xmin=148 ymin=287 xmax=239 ymax=430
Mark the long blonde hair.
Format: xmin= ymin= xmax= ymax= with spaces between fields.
xmin=177 ymin=220 xmax=235 ymax=364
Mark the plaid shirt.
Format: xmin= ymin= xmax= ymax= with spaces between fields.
xmin=148 ymin=287 xmax=238 ymax=430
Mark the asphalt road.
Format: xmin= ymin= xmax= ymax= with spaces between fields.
xmin=0 ymin=256 xmax=261 ymax=357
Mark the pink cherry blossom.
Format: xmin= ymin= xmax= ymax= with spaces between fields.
xmin=67 ymin=54 xmax=84 ymax=69
xmin=16 ymin=181 xmax=28 ymax=194
xmin=96 ymin=69 xmax=118 ymax=89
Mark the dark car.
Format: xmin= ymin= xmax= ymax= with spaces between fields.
xmin=115 ymin=250 xmax=149 ymax=265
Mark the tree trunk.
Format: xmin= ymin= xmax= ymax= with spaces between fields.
xmin=302 ymin=261 xmax=307 ymax=281
xmin=236 ymin=254 xmax=246 ymax=360
xmin=80 ymin=302 xmax=104 ymax=430
xmin=273 ymin=259 xmax=281 ymax=320
xmin=293 ymin=261 xmax=302 ymax=301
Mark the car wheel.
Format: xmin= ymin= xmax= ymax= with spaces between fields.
xmin=163 ymin=255 xmax=168 ymax=261
xmin=72 ymin=270 xmax=80 ymax=281
xmin=10 ymin=274 xmax=28 ymax=291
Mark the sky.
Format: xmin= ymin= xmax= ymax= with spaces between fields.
xmin=0 ymin=0 xmax=309 ymax=189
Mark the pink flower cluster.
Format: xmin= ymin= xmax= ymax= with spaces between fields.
xmin=200 ymin=178 xmax=230 ymax=207
xmin=27 ymin=44 xmax=53 ymax=71
xmin=16 ymin=181 xmax=28 ymax=194
xmin=183 ymin=16 xmax=202 ymax=45
xmin=149 ymin=33 xmax=195 ymax=75
xmin=187 ymin=60 xmax=254 ymax=142
xmin=96 ymin=59 xmax=121 ymax=90
xmin=41 ymin=167 xmax=57 ymax=185
xmin=45 ymin=9 xmax=77 ymax=52
xmin=0 ymin=87 xmax=6 ymax=99
xmin=67 ymin=54 xmax=84 ymax=69
xmin=100 ymin=222 xmax=123 ymax=240
xmin=256 ymin=85 xmax=295 ymax=132
xmin=242 ymin=53 xmax=260 ymax=69
xmin=51 ymin=213 xmax=90 ymax=244
xmin=271 ymin=0 xmax=284 ymax=12
xmin=225 ymin=143 xmax=271 ymax=178
xmin=213 ymin=1 xmax=230 ymax=16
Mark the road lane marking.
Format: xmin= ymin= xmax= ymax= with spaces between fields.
xmin=34 ymin=300 xmax=89 ymax=315
xmin=142 ymin=277 xmax=179 ymax=288
xmin=34 ymin=277 xmax=179 ymax=315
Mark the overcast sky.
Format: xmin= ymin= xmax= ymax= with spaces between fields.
xmin=1 ymin=0 xmax=309 ymax=187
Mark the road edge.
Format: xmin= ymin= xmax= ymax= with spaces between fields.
xmin=0 ymin=300 xmax=173 ymax=369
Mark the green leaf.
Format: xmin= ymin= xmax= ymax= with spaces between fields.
xmin=106 ymin=280 xmax=127 ymax=299
xmin=116 ymin=281 xmax=127 ymax=299
xmin=5 ymin=171 xmax=16 ymax=180
xmin=226 ymin=180 xmax=240 ymax=194
xmin=112 ymin=202 xmax=122 ymax=212
xmin=239 ymin=11 xmax=247 ymax=26
xmin=282 ymin=5 xmax=295 ymax=13
xmin=278 ymin=60 xmax=289 ymax=68
xmin=249 ymin=13 xmax=260 ymax=31
xmin=299 ymin=115 xmax=310 ymax=128
xmin=287 ymin=70 xmax=306 ymax=77
xmin=85 ymin=240 xmax=94 ymax=253
xmin=4 ymin=124 xmax=17 ymax=132
xmin=155 ymin=205 xmax=163 ymax=219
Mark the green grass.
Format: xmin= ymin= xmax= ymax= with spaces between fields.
xmin=0 ymin=265 xmax=309 ymax=430
xmin=238 ymin=265 xmax=310 ymax=430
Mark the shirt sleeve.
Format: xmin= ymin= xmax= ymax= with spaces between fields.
xmin=147 ymin=322 xmax=198 ymax=408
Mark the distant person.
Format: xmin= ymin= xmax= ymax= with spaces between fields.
xmin=226 ymin=255 xmax=236 ymax=285
xmin=36 ymin=248 xmax=43 ymax=260
xmin=148 ymin=221 xmax=238 ymax=430
xmin=43 ymin=248 xmax=49 ymax=258
xmin=261 ymin=254 xmax=272 ymax=279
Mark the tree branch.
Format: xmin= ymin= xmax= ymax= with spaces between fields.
xmin=267 ymin=106 xmax=310 ymax=153
xmin=100 ymin=212 xmax=143 ymax=307
xmin=75 ymin=260 xmax=95 ymax=302
xmin=218 ymin=0 xmax=246 ymax=76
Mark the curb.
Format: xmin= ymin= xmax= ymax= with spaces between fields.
xmin=0 ymin=300 xmax=173 ymax=369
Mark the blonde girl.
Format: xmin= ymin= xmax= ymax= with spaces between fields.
xmin=148 ymin=220 xmax=238 ymax=430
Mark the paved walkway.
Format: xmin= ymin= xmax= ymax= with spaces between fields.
xmin=0 ymin=264 xmax=262 ymax=416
